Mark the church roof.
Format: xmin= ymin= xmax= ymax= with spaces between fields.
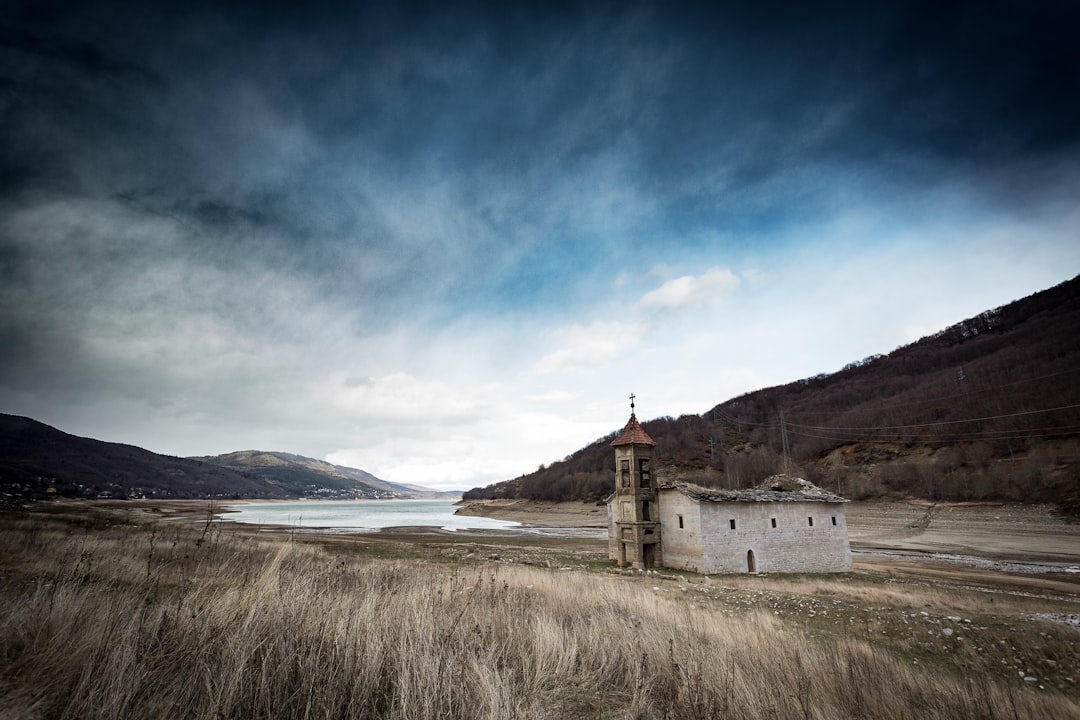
xmin=610 ymin=413 xmax=656 ymax=447
xmin=660 ymin=475 xmax=848 ymax=503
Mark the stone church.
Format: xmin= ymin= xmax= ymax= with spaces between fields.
xmin=606 ymin=406 xmax=852 ymax=574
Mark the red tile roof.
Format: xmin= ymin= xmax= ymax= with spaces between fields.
xmin=610 ymin=413 xmax=656 ymax=446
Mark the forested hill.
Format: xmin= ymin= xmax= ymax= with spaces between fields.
xmin=464 ymin=275 xmax=1080 ymax=514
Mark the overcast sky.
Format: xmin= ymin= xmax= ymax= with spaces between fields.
xmin=2 ymin=1 xmax=1078 ymax=491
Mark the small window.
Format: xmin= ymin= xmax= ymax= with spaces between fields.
xmin=770 ymin=518 xmax=777 ymax=529
xmin=642 ymin=501 xmax=651 ymax=522
xmin=621 ymin=459 xmax=630 ymax=488
xmin=639 ymin=459 xmax=651 ymax=488
xmin=729 ymin=519 xmax=736 ymax=530
xmin=831 ymin=516 xmax=837 ymax=526
xmin=677 ymin=514 xmax=684 ymax=529
xmin=808 ymin=517 xmax=814 ymax=527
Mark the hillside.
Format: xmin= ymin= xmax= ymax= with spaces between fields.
xmin=0 ymin=416 xmax=448 ymax=501
xmin=193 ymin=450 xmax=456 ymax=499
xmin=0 ymin=414 xmax=287 ymax=500
xmin=464 ymin=275 xmax=1080 ymax=515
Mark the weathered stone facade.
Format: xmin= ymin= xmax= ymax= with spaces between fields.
xmin=606 ymin=411 xmax=852 ymax=574
xmin=655 ymin=487 xmax=852 ymax=573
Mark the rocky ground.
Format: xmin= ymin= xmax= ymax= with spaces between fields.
xmin=845 ymin=501 xmax=1080 ymax=565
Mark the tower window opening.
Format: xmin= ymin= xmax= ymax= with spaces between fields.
xmin=639 ymin=459 xmax=651 ymax=487
xmin=771 ymin=518 xmax=777 ymax=529
xmin=677 ymin=515 xmax=684 ymax=529
xmin=729 ymin=519 xmax=736 ymax=530
xmin=808 ymin=517 xmax=814 ymax=527
xmin=831 ymin=516 xmax=837 ymax=526
xmin=621 ymin=459 xmax=630 ymax=488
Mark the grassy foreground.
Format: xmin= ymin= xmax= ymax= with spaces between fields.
xmin=1 ymin=505 xmax=1078 ymax=719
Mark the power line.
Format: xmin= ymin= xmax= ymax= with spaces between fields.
xmin=711 ymin=396 xmax=1080 ymax=445
xmin=784 ymin=423 xmax=1080 ymax=444
xmin=785 ymin=403 xmax=1080 ymax=432
xmin=755 ymin=365 xmax=1080 ymax=420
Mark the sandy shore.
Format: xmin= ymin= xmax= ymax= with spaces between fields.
xmin=454 ymin=499 xmax=609 ymax=527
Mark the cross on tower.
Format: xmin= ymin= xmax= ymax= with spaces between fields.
xmin=629 ymin=393 xmax=636 ymax=413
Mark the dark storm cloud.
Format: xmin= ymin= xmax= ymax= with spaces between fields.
xmin=630 ymin=1 xmax=1080 ymax=212
xmin=5 ymin=1 xmax=1077 ymax=237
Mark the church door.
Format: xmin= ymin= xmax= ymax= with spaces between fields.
xmin=746 ymin=549 xmax=756 ymax=573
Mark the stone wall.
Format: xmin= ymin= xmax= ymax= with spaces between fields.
xmin=657 ymin=489 xmax=852 ymax=574
xmin=700 ymin=500 xmax=851 ymax=573
xmin=656 ymin=490 xmax=704 ymax=572
xmin=607 ymin=499 xmax=617 ymax=561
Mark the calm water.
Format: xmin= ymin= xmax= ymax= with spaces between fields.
xmin=221 ymin=499 xmax=520 ymax=533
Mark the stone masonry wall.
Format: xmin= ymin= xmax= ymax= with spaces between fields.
xmin=607 ymin=499 xmax=617 ymax=561
xmin=655 ymin=489 xmax=852 ymax=574
xmin=656 ymin=490 xmax=704 ymax=572
xmin=698 ymin=500 xmax=852 ymax=573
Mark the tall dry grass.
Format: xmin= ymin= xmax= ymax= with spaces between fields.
xmin=0 ymin=509 xmax=1077 ymax=719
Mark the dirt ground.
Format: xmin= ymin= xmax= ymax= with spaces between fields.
xmin=845 ymin=501 xmax=1080 ymax=564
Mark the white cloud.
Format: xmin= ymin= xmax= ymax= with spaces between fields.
xmin=317 ymin=371 xmax=495 ymax=426
xmin=326 ymin=409 xmax=613 ymax=489
xmin=533 ymin=321 xmax=643 ymax=374
xmin=647 ymin=263 xmax=676 ymax=280
xmin=636 ymin=267 xmax=740 ymax=312
xmin=526 ymin=389 xmax=575 ymax=403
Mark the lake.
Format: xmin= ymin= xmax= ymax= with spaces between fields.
xmin=220 ymin=498 xmax=520 ymax=533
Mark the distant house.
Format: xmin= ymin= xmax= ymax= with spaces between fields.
xmin=606 ymin=408 xmax=852 ymax=574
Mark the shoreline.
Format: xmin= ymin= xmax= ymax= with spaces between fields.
xmin=454 ymin=499 xmax=608 ymax=528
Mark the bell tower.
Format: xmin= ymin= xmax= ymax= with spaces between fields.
xmin=609 ymin=394 xmax=662 ymax=569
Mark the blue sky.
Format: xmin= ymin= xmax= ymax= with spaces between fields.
xmin=2 ymin=1 xmax=1079 ymax=490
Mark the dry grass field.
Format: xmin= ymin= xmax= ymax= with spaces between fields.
xmin=1 ymin=501 xmax=1079 ymax=719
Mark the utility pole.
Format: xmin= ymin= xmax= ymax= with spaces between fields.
xmin=780 ymin=410 xmax=791 ymax=475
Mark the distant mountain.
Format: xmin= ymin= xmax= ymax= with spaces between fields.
xmin=0 ymin=415 xmax=458 ymax=501
xmin=192 ymin=450 xmax=456 ymax=499
xmin=464 ymin=274 xmax=1080 ymax=516
xmin=0 ymin=414 xmax=288 ymax=500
